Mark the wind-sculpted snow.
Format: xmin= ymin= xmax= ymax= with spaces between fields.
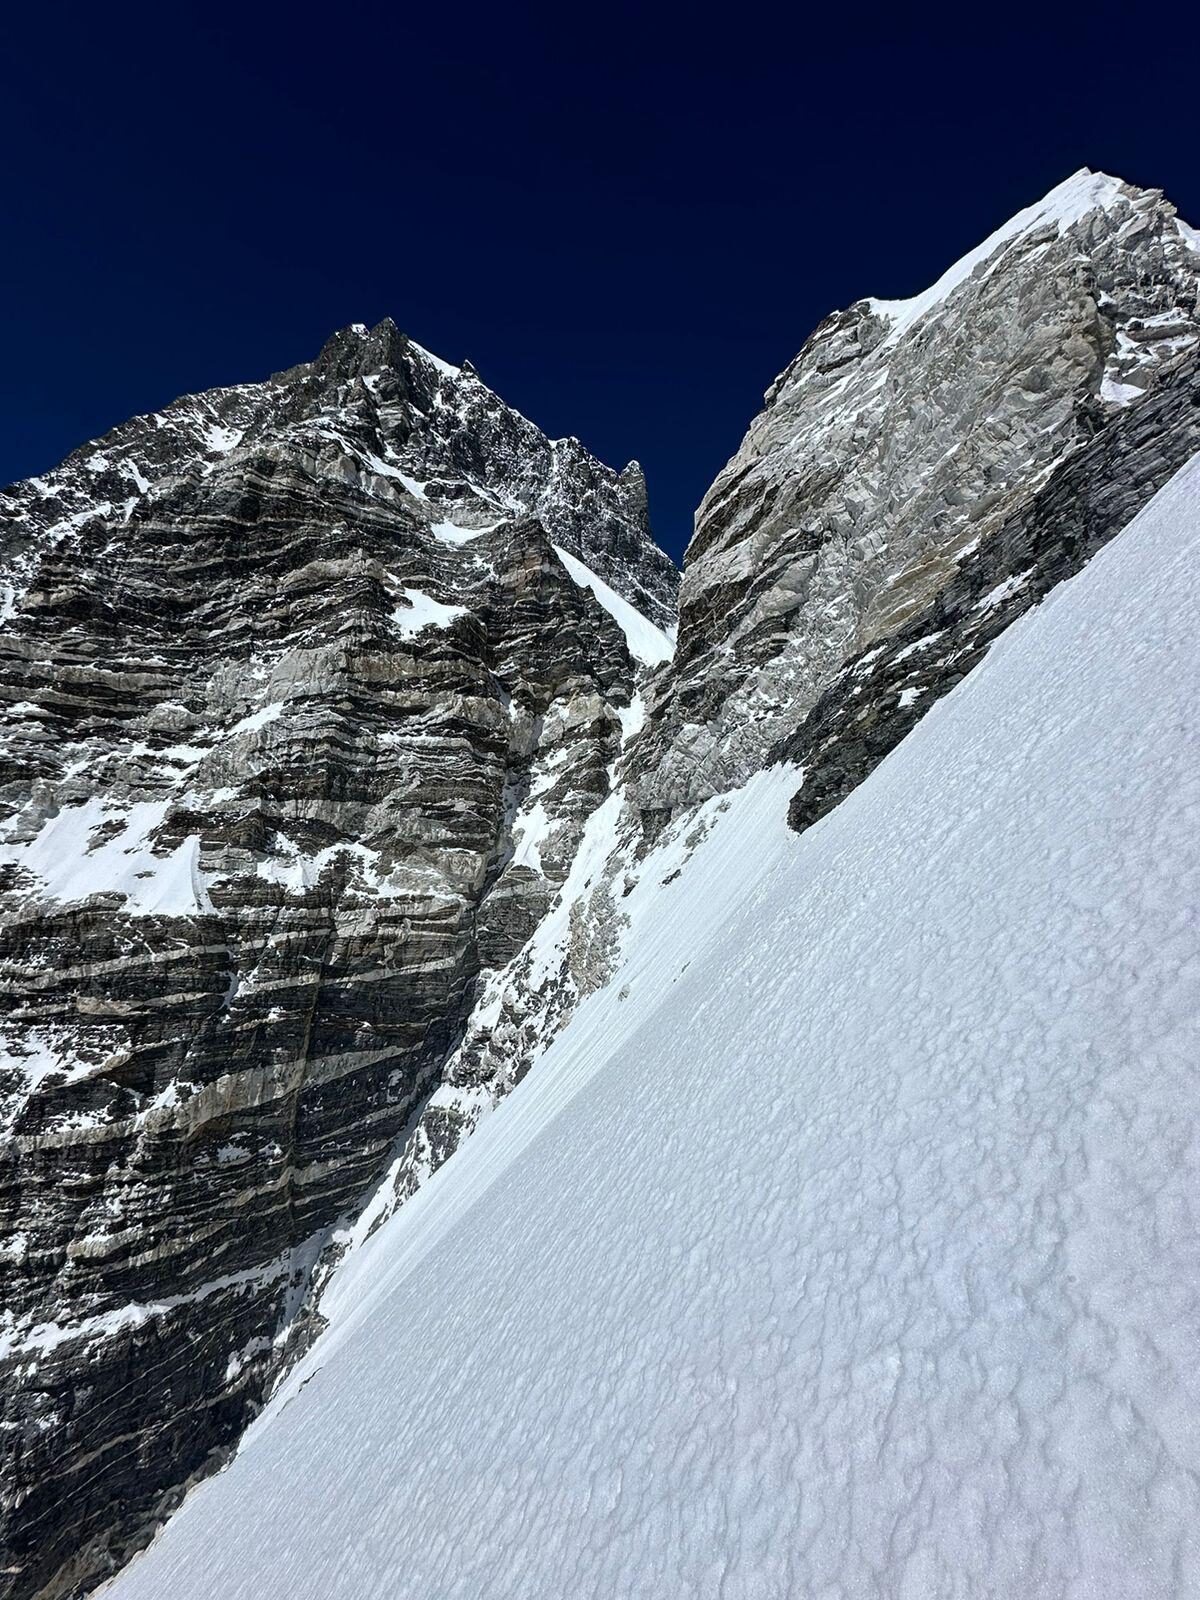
xmin=107 ymin=456 xmax=1200 ymax=1599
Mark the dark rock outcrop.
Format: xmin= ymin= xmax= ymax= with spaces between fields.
xmin=0 ymin=323 xmax=676 ymax=1599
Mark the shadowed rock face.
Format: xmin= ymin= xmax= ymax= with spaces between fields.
xmin=635 ymin=170 xmax=1200 ymax=821
xmin=0 ymin=323 xmax=676 ymax=1599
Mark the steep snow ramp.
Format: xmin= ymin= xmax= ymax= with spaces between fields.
xmin=554 ymin=544 xmax=675 ymax=666
xmin=108 ymin=456 xmax=1200 ymax=1598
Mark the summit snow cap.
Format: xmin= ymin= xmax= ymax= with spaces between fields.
xmin=865 ymin=168 xmax=1133 ymax=346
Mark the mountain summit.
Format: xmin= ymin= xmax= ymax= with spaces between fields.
xmin=635 ymin=167 xmax=1200 ymax=816
xmin=2 ymin=170 xmax=1199 ymax=1599
xmin=0 ymin=322 xmax=675 ymax=1597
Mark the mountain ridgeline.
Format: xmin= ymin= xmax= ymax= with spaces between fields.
xmin=0 ymin=326 xmax=676 ymax=1597
xmin=1 ymin=168 xmax=1197 ymax=1598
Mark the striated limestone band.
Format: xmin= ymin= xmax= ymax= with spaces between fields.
xmin=235 ymin=170 xmax=1200 ymax=1381
xmin=0 ymin=324 xmax=676 ymax=1599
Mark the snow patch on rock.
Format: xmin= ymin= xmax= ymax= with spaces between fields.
xmin=554 ymin=545 xmax=675 ymax=667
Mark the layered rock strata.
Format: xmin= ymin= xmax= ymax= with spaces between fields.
xmin=358 ymin=171 xmax=1200 ymax=1256
xmin=777 ymin=349 xmax=1200 ymax=831
xmin=0 ymin=323 xmax=675 ymax=1599
xmin=294 ymin=171 xmax=1200 ymax=1288
xmin=636 ymin=169 xmax=1200 ymax=822
xmin=5 ymin=166 xmax=1200 ymax=1600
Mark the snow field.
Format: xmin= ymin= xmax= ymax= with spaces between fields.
xmin=107 ymin=455 xmax=1200 ymax=1598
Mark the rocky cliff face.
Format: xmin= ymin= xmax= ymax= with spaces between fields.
xmin=0 ymin=322 xmax=675 ymax=1600
xmin=775 ymin=347 xmax=1200 ymax=832
xmin=5 ymin=168 xmax=1199 ymax=1600
xmin=356 ymin=169 xmax=1200 ymax=1250
xmin=635 ymin=169 xmax=1200 ymax=821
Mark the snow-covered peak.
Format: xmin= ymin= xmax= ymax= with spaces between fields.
xmin=866 ymin=168 xmax=1131 ymax=346
xmin=0 ymin=317 xmax=679 ymax=635
xmin=638 ymin=168 xmax=1200 ymax=814
xmin=406 ymin=338 xmax=462 ymax=381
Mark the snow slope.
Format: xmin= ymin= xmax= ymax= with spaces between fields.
xmin=106 ymin=455 xmax=1200 ymax=1598
xmin=0 ymin=798 xmax=210 ymax=917
xmin=554 ymin=544 xmax=676 ymax=666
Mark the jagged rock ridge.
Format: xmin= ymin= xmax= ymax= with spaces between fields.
xmin=635 ymin=168 xmax=1200 ymax=821
xmin=0 ymin=322 xmax=676 ymax=1600
xmin=97 ymin=433 xmax=1200 ymax=1600
xmin=324 ymin=169 xmax=1200 ymax=1281
xmin=4 ymin=166 xmax=1200 ymax=1600
xmin=346 ymin=168 xmax=1200 ymax=1268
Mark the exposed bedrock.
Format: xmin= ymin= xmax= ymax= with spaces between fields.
xmin=0 ymin=324 xmax=676 ymax=1599
xmin=635 ymin=170 xmax=1200 ymax=821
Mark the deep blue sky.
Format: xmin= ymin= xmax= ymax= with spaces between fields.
xmin=3 ymin=2 xmax=1197 ymax=562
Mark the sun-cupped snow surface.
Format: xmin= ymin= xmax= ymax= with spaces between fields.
xmin=107 ymin=455 xmax=1200 ymax=1598
xmin=553 ymin=544 xmax=675 ymax=666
